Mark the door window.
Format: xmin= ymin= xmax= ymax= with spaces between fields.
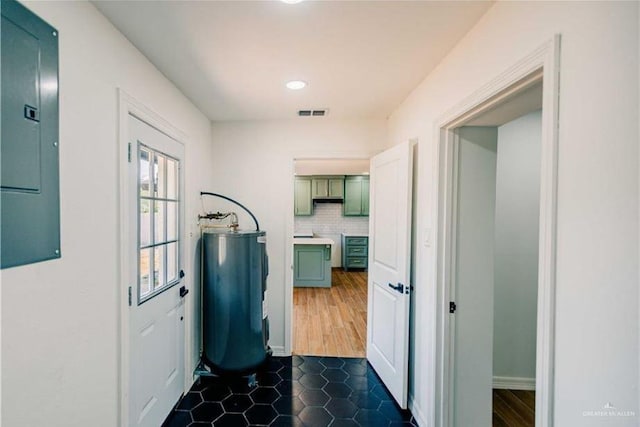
xmin=138 ymin=143 xmax=180 ymax=304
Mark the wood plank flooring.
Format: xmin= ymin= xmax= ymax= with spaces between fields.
xmin=293 ymin=269 xmax=367 ymax=357
xmin=493 ymin=389 xmax=535 ymax=427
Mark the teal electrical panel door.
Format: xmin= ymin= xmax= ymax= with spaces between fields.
xmin=1 ymin=0 xmax=60 ymax=268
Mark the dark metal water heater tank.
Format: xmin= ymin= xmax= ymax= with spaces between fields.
xmin=202 ymin=229 xmax=269 ymax=373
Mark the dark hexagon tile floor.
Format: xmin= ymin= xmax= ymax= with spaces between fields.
xmin=163 ymin=356 xmax=418 ymax=427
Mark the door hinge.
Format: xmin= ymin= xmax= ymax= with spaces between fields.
xmin=128 ymin=286 xmax=132 ymax=306
xmin=127 ymin=142 xmax=132 ymax=163
xmin=449 ymin=301 xmax=457 ymax=314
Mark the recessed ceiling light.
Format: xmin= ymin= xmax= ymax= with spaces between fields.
xmin=281 ymin=0 xmax=304 ymax=3
xmin=286 ymin=80 xmax=307 ymax=90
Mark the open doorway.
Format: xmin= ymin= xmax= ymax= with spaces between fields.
xmin=291 ymin=158 xmax=371 ymax=357
xmin=435 ymin=47 xmax=560 ymax=426
xmin=454 ymin=101 xmax=542 ymax=427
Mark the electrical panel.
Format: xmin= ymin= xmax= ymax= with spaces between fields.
xmin=1 ymin=0 xmax=60 ymax=268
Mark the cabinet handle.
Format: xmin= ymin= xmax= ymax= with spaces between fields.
xmin=325 ymin=245 xmax=331 ymax=261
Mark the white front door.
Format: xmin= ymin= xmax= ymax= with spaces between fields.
xmin=451 ymin=127 xmax=497 ymax=427
xmin=127 ymin=115 xmax=186 ymax=427
xmin=366 ymin=141 xmax=413 ymax=408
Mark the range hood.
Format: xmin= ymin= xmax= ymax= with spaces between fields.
xmin=313 ymin=198 xmax=343 ymax=203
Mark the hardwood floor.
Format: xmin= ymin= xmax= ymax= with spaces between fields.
xmin=293 ymin=269 xmax=367 ymax=357
xmin=493 ymin=389 xmax=535 ymax=427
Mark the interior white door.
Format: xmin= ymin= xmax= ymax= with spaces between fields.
xmin=366 ymin=140 xmax=413 ymax=409
xmin=451 ymin=127 xmax=497 ymax=427
xmin=127 ymin=115 xmax=186 ymax=427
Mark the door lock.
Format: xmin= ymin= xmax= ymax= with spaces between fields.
xmin=179 ymin=286 xmax=189 ymax=298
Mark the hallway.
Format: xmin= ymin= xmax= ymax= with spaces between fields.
xmin=163 ymin=356 xmax=417 ymax=426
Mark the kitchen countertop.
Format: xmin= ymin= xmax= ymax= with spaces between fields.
xmin=293 ymin=237 xmax=334 ymax=245
xmin=341 ymin=233 xmax=369 ymax=238
xmin=294 ymin=232 xmax=314 ymax=238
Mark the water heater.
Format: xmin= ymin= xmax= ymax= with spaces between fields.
xmin=201 ymin=229 xmax=270 ymax=373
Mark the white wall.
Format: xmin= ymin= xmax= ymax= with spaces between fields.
xmin=0 ymin=2 xmax=214 ymax=426
xmin=208 ymin=119 xmax=387 ymax=354
xmin=454 ymin=127 xmax=498 ymax=427
xmin=493 ymin=111 xmax=541 ymax=382
xmin=388 ymin=2 xmax=639 ymax=425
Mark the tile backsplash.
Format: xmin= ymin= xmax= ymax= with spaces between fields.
xmin=295 ymin=203 xmax=368 ymax=267
xmin=295 ymin=203 xmax=369 ymax=235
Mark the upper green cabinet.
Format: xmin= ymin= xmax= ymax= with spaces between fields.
xmin=344 ymin=176 xmax=370 ymax=216
xmin=294 ymin=177 xmax=313 ymax=216
xmin=312 ymin=177 xmax=344 ymax=199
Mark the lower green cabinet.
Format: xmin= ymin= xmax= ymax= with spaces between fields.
xmin=341 ymin=235 xmax=368 ymax=271
xmin=294 ymin=244 xmax=332 ymax=287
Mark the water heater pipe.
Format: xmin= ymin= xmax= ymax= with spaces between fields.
xmin=200 ymin=191 xmax=260 ymax=231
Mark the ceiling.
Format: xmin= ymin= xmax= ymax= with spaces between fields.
xmin=93 ymin=0 xmax=492 ymax=122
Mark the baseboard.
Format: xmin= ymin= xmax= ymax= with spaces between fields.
xmin=492 ymin=376 xmax=536 ymax=390
xmin=270 ymin=345 xmax=288 ymax=357
xmin=408 ymin=394 xmax=428 ymax=427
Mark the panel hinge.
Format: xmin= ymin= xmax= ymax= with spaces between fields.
xmin=128 ymin=286 xmax=132 ymax=306
xmin=127 ymin=142 xmax=132 ymax=163
xmin=449 ymin=301 xmax=457 ymax=314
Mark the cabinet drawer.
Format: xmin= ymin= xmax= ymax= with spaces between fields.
xmin=345 ymin=237 xmax=368 ymax=246
xmin=347 ymin=246 xmax=367 ymax=256
xmin=346 ymin=257 xmax=367 ymax=268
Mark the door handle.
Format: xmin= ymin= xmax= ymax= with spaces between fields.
xmin=388 ymin=283 xmax=404 ymax=293
xmin=179 ymin=286 xmax=189 ymax=298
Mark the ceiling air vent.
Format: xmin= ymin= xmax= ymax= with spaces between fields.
xmin=298 ymin=109 xmax=328 ymax=117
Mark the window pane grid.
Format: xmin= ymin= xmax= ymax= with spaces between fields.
xmin=137 ymin=142 xmax=180 ymax=304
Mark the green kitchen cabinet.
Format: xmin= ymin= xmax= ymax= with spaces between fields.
xmin=294 ymin=244 xmax=332 ymax=287
xmin=294 ymin=177 xmax=313 ymax=216
xmin=362 ymin=178 xmax=370 ymax=216
xmin=312 ymin=176 xmax=344 ymax=199
xmin=343 ymin=176 xmax=370 ymax=216
xmin=341 ymin=235 xmax=368 ymax=271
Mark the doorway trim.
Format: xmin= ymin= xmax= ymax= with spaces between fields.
xmin=284 ymin=151 xmax=378 ymax=356
xmin=117 ymin=89 xmax=192 ymax=426
xmin=433 ymin=35 xmax=560 ymax=427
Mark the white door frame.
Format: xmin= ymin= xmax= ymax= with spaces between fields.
xmin=283 ymin=151 xmax=378 ymax=356
xmin=117 ymin=89 xmax=192 ymax=426
xmin=433 ymin=35 xmax=560 ymax=427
